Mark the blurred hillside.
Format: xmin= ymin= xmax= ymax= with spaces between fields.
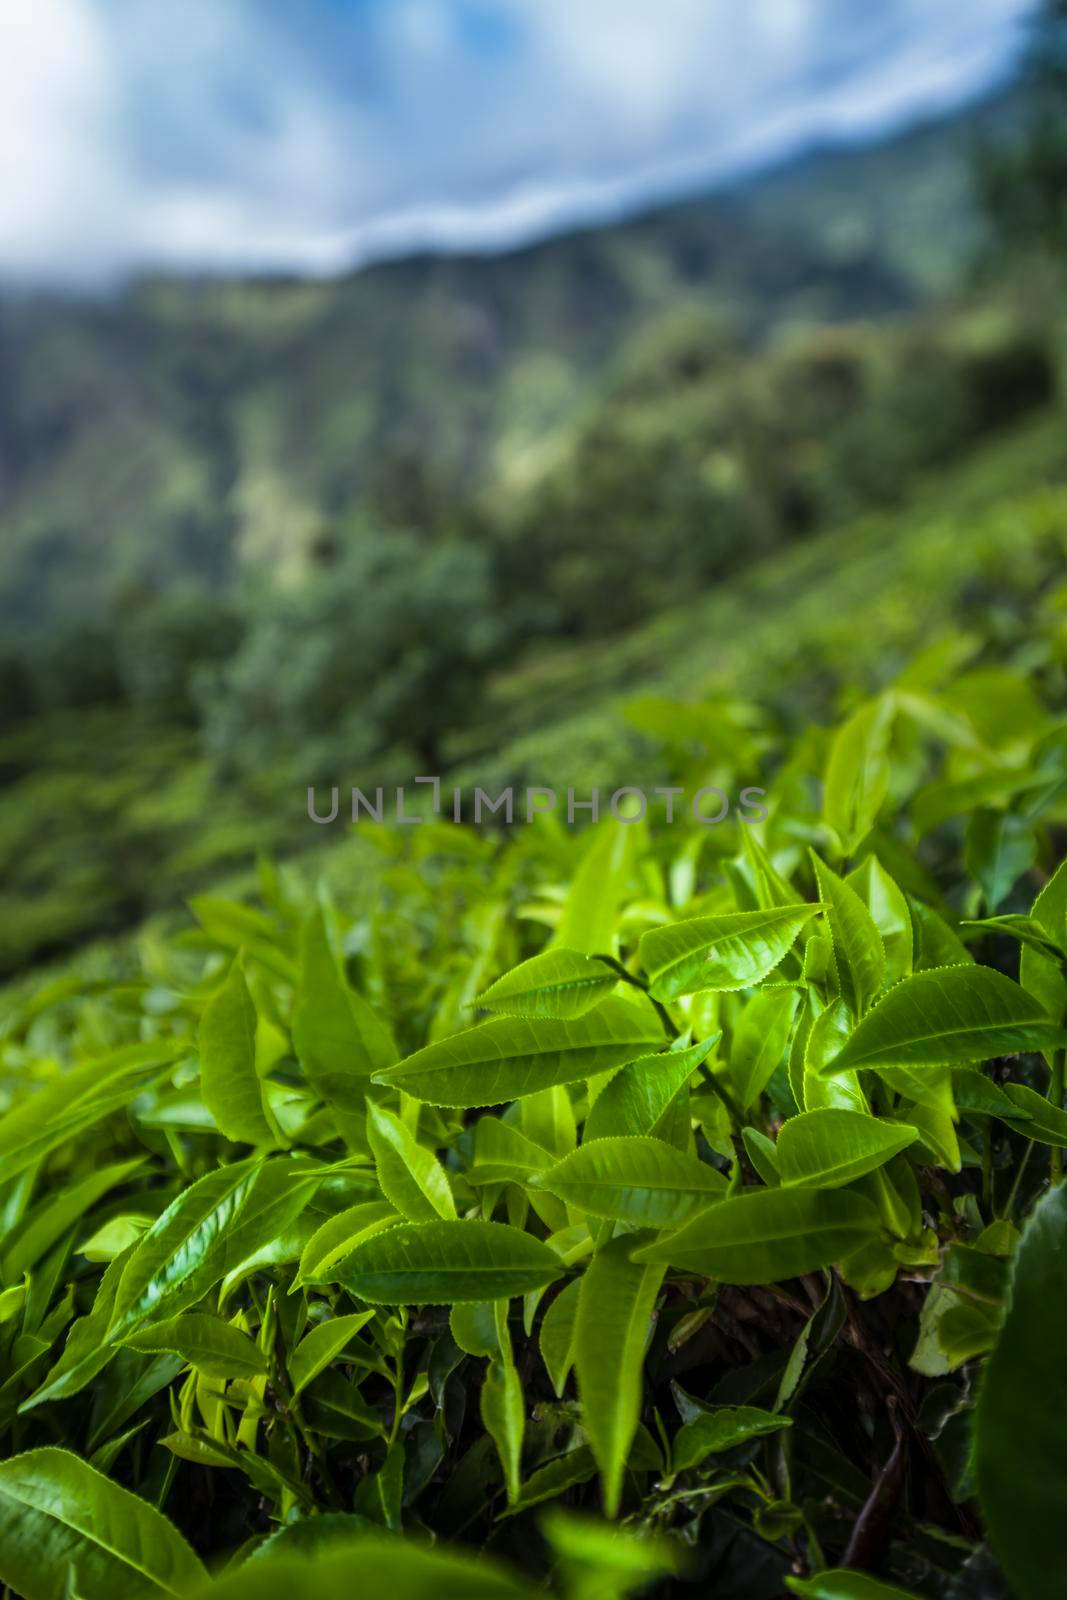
xmin=3 ymin=62 xmax=1067 ymax=984
xmin=0 ymin=89 xmax=1016 ymax=632
xmin=4 ymin=410 xmax=1065 ymax=998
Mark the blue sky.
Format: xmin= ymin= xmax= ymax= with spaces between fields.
xmin=0 ymin=0 xmax=1036 ymax=285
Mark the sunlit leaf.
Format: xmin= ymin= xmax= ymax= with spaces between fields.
xmin=125 ymin=1312 xmax=269 ymax=1380
xmin=373 ymin=997 xmax=664 ymax=1107
xmin=777 ymin=1109 xmax=917 ymax=1189
xmin=976 ymin=1184 xmax=1067 ymax=1600
xmin=672 ymin=1406 xmax=790 ymax=1473
xmin=822 ymin=966 xmax=1067 ymax=1075
xmin=477 ymin=949 xmax=617 ymax=1019
xmin=0 ymin=1447 xmax=207 ymax=1599
xmin=288 ymin=1312 xmax=377 ymax=1398
xmin=199 ymin=966 xmax=277 ymax=1146
xmin=574 ymin=1233 xmax=665 ymax=1517
xmin=640 ymin=905 xmax=821 ymax=1001
xmin=366 ymin=1102 xmax=456 ymax=1221
xmin=535 ymin=1136 xmax=726 ymax=1227
xmin=584 ymin=1034 xmax=717 ymax=1142
xmin=339 ymin=1220 xmax=565 ymax=1304
xmin=632 ymin=1186 xmax=881 ymax=1284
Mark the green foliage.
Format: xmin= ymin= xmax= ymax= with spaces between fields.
xmin=1 ymin=397 xmax=1065 ymax=978
xmin=977 ymin=0 xmax=1067 ymax=266
xmin=3 ymin=68 xmax=1067 ymax=1598
xmin=0 ymin=1447 xmax=208 ymax=1598
xmin=2 ymin=614 xmax=1067 ymax=1598
xmin=197 ymin=532 xmax=503 ymax=776
xmin=975 ymin=1183 xmax=1067 ymax=1600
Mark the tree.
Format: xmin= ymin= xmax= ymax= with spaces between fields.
xmin=198 ymin=527 xmax=504 ymax=779
xmin=977 ymin=0 xmax=1067 ymax=263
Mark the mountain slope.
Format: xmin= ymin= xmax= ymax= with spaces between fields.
xmin=0 ymin=90 xmax=1008 ymax=633
xmin=1 ymin=407 xmax=1063 ymax=981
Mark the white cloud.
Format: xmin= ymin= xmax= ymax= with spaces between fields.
xmin=0 ymin=0 xmax=127 ymax=277
xmin=0 ymin=0 xmax=1036 ymax=286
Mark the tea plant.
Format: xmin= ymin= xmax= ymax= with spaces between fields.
xmin=1 ymin=636 xmax=1066 ymax=1599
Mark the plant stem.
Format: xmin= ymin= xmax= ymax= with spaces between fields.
xmin=981 ymin=1118 xmax=994 ymax=1217
xmin=594 ymin=952 xmax=676 ymax=1037
xmin=699 ymin=1062 xmax=745 ymax=1131
xmin=387 ymin=1360 xmax=405 ymax=1447
xmin=1002 ymin=1138 xmax=1035 ymax=1222
xmin=293 ymin=1405 xmax=345 ymax=1509
xmin=1051 ymin=1049 xmax=1065 ymax=1185
xmin=272 ymin=1342 xmax=344 ymax=1510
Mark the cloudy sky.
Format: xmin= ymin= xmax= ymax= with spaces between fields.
xmin=1 ymin=0 xmax=1036 ymax=286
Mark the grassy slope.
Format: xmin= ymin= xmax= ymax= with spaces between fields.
xmin=4 ymin=407 xmax=1063 ymax=993
xmin=461 ymin=410 xmax=1067 ymax=778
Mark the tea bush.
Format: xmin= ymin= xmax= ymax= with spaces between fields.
xmin=1 ymin=611 xmax=1067 ymax=1599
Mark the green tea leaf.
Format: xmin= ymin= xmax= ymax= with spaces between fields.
xmin=742 ymin=1127 xmax=781 ymax=1187
xmin=469 ymin=1119 xmax=554 ymax=1185
xmin=911 ymin=900 xmax=973 ymax=971
xmin=640 ymin=905 xmax=821 ymax=1001
xmin=964 ymin=808 xmax=1036 ymax=912
xmin=976 ymin=1184 xmax=1067 ymax=1600
xmin=902 ymin=1097 xmax=961 ymax=1172
xmin=291 ymin=908 xmax=397 ymax=1145
xmin=847 ymin=856 xmax=913 ymax=985
xmin=481 ymin=1357 xmax=525 ymax=1506
xmin=1 ymin=1158 xmax=146 ymax=1282
xmin=0 ymin=1446 xmax=207 ymax=1598
xmin=289 ymin=1312 xmax=377 ymax=1397
xmin=451 ymin=1300 xmax=507 ymax=1360
xmin=963 ymin=914 xmax=1066 ymax=962
xmin=672 ymin=1405 xmax=791 ymax=1473
xmin=553 ymin=823 xmax=635 ymax=956
xmin=373 ymin=997 xmax=664 ymax=1108
xmin=296 ymin=1202 xmax=399 ymax=1286
xmin=584 ymin=1035 xmax=718 ymax=1142
xmin=803 ymin=1000 xmax=868 ymax=1114
xmin=192 ymin=1538 xmax=539 ymax=1598
xmin=108 ymin=1160 xmax=321 ymax=1340
xmin=366 ymin=1103 xmax=456 ymax=1221
xmin=477 ymin=949 xmax=617 ymax=1019
xmin=0 ymin=1043 xmax=179 ymax=1188
xmin=953 ymin=1068 xmax=1033 ymax=1122
xmin=535 ymin=1137 xmax=726 ymax=1227
xmin=822 ymin=966 xmax=1067 ymax=1075
xmin=539 ymin=1279 xmax=581 ymax=1398
xmin=910 ymin=1242 xmax=1007 ymax=1376
xmin=519 ymin=1086 xmax=577 ymax=1158
xmin=189 ymin=894 xmax=298 ymax=985
xmin=200 ymin=965 xmax=276 ymax=1146
xmin=339 ymin=1220 xmax=565 ymax=1304
xmin=540 ymin=1508 xmax=680 ymax=1585
xmin=125 ymin=1312 xmax=268 ymax=1380
xmin=20 ymin=1247 xmax=135 ymax=1411
xmin=1000 ymin=1082 xmax=1067 ymax=1145
xmin=812 ymin=853 xmax=885 ymax=1017
xmin=729 ymin=989 xmax=799 ymax=1109
xmin=1020 ymin=859 xmax=1067 ymax=1062
xmin=574 ymin=1233 xmax=666 ymax=1517
xmin=777 ymin=1109 xmax=917 ymax=1189
xmin=501 ymin=1446 xmax=597 ymax=1517
xmin=632 ymin=1186 xmax=881 ymax=1284
xmin=822 ymin=695 xmax=893 ymax=856
xmin=244 ymin=1514 xmax=382 ymax=1564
